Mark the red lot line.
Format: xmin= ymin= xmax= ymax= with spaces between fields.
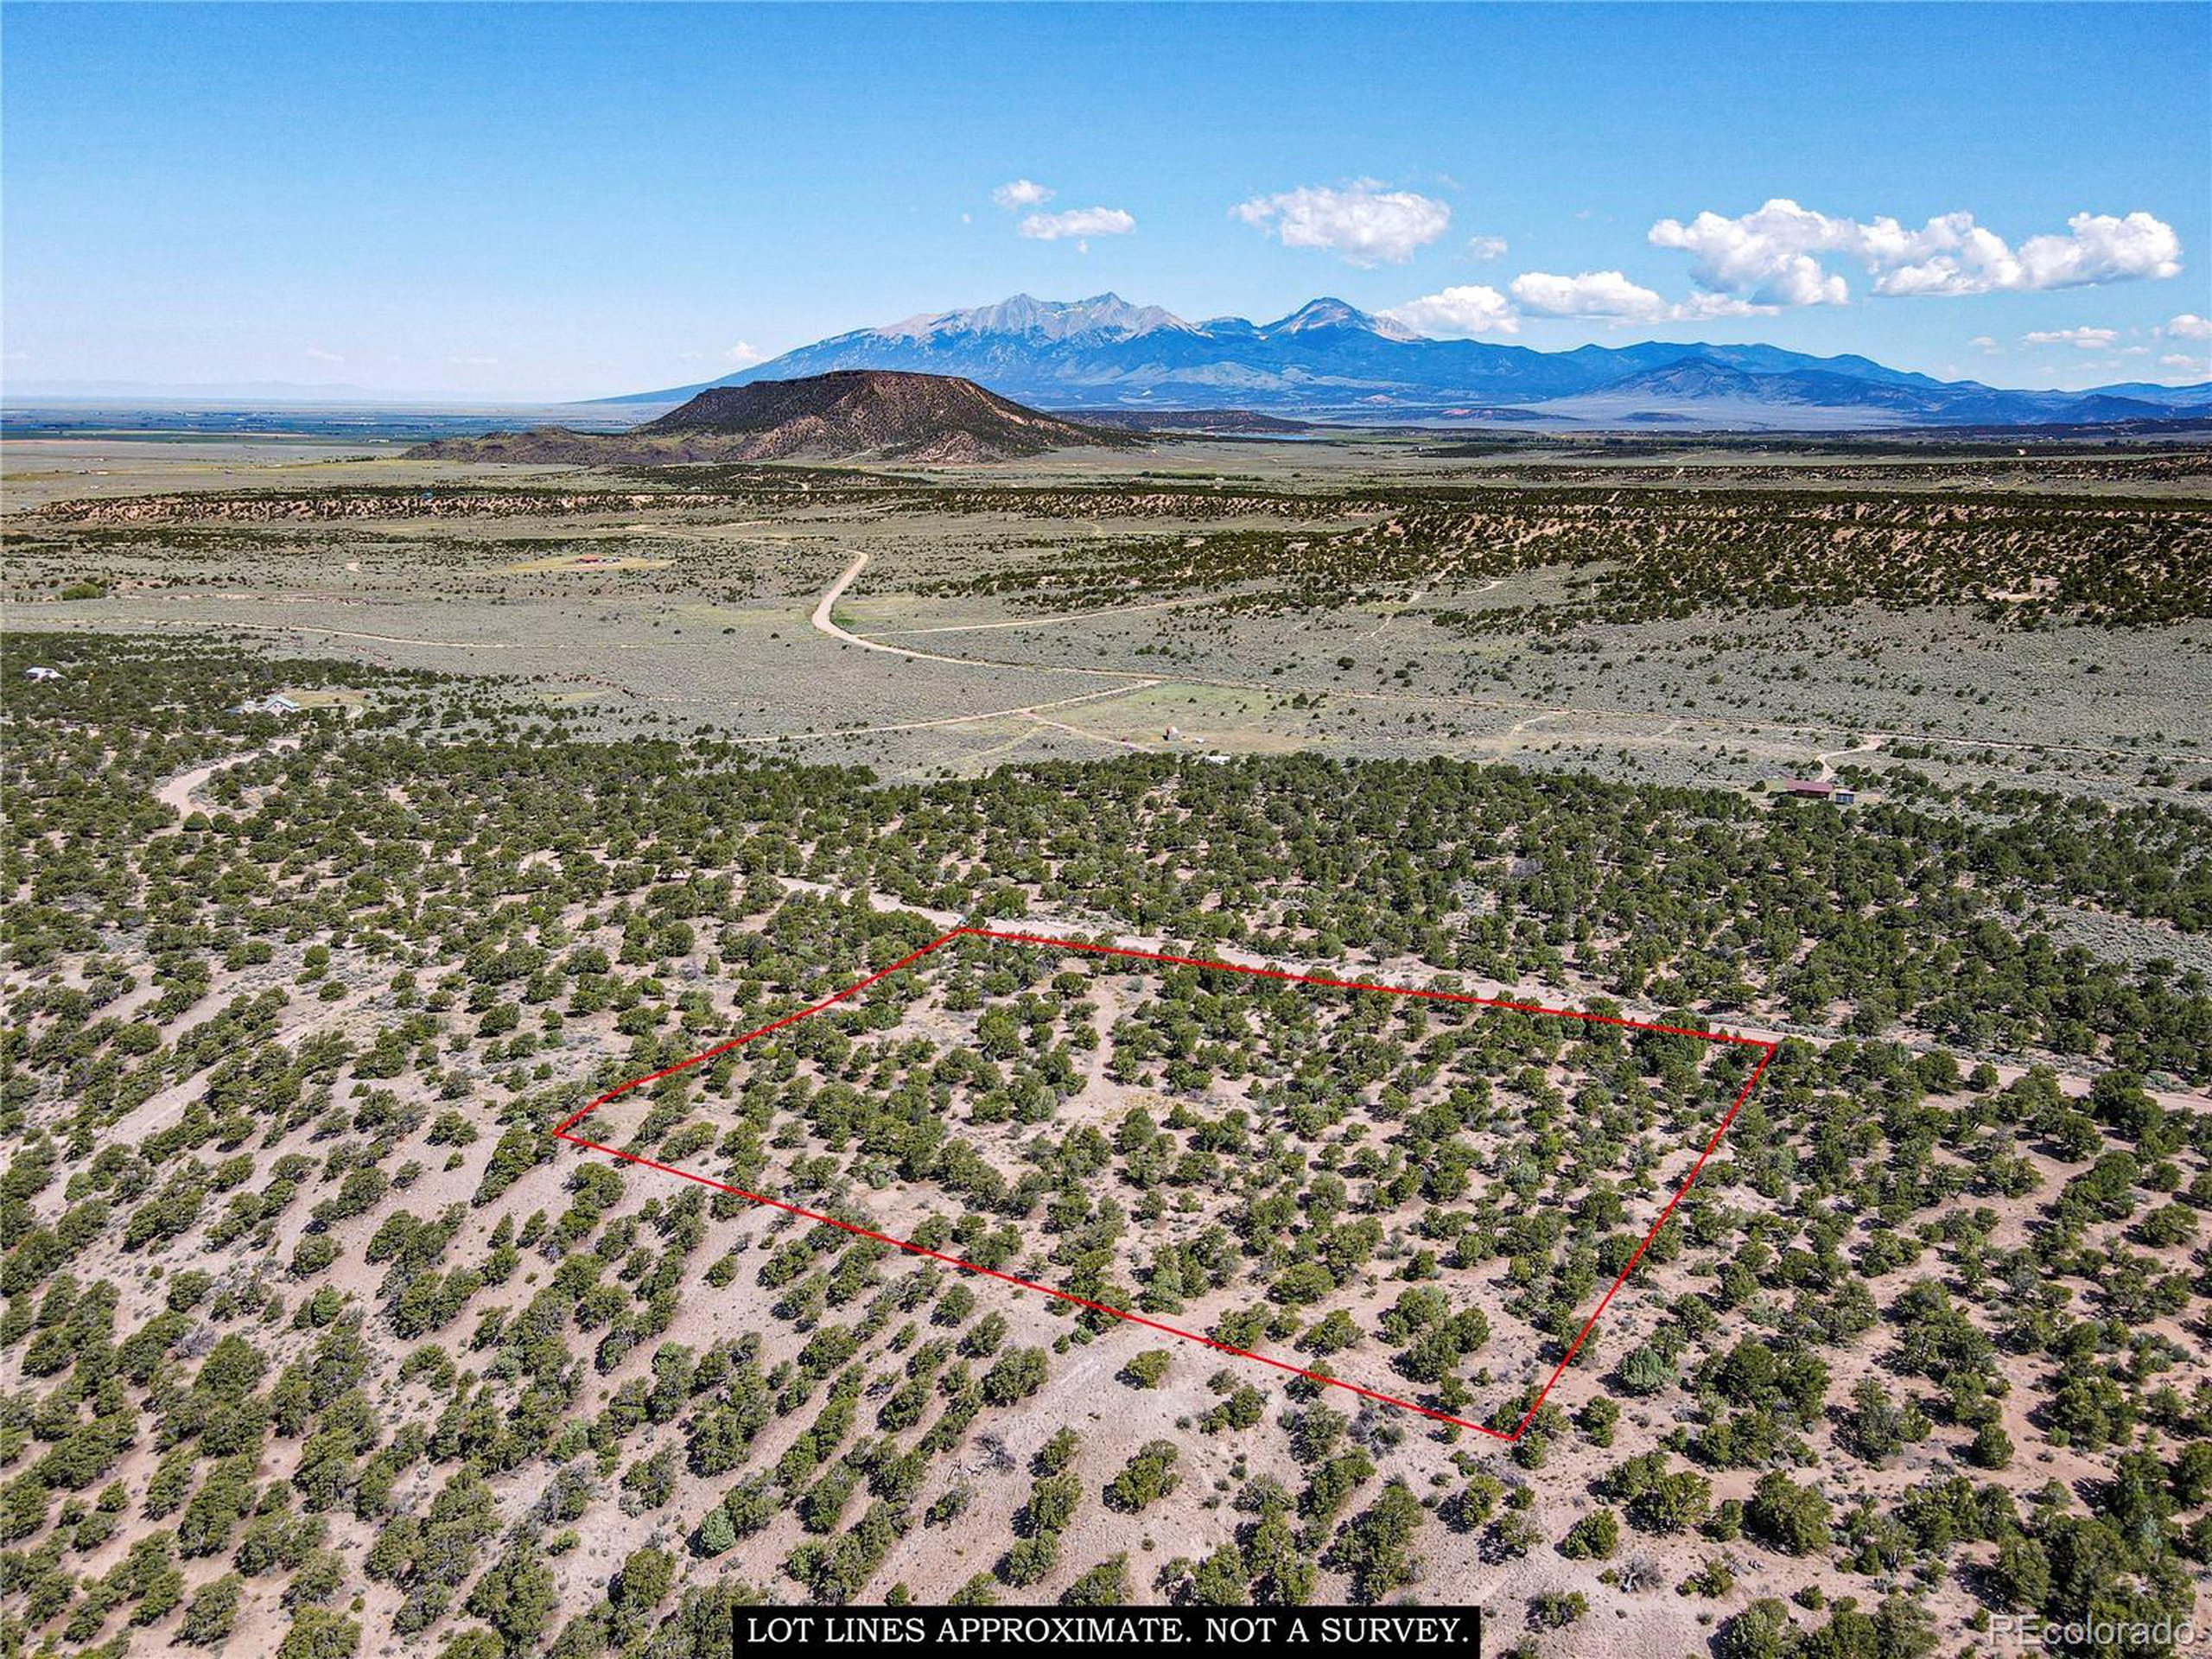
xmin=553 ymin=925 xmax=1778 ymax=1440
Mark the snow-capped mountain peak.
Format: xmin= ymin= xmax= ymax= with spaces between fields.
xmin=874 ymin=293 xmax=1192 ymax=344
xmin=1261 ymin=297 xmax=1421 ymax=341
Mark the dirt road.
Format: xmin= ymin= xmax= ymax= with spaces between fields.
xmin=155 ymin=739 xmax=299 ymax=818
xmin=721 ymin=678 xmax=1160 ymax=747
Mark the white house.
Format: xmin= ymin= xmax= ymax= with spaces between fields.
xmin=24 ymin=666 xmax=62 ymax=683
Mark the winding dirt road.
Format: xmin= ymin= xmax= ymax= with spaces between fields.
xmin=155 ymin=739 xmax=299 ymax=818
xmin=1814 ymin=734 xmax=1887 ymax=780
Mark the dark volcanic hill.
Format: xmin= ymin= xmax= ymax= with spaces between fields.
xmin=638 ymin=370 xmax=1130 ymax=459
xmin=409 ymin=370 xmax=1135 ymax=465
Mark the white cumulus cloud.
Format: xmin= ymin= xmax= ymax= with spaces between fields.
xmin=1647 ymin=199 xmax=2183 ymax=304
xmin=2008 ymin=213 xmax=2183 ymax=291
xmin=1510 ymin=270 xmax=1674 ymax=321
xmin=1466 ymin=234 xmax=1508 ymax=262
xmin=1381 ymin=284 xmax=1520 ymax=337
xmin=1385 ymin=268 xmax=1779 ymax=336
xmin=1508 ymin=270 xmax=1774 ymax=325
xmin=1017 ymin=207 xmax=1136 ymax=244
xmin=2159 ymin=353 xmax=2210 ymax=374
xmin=2166 ymin=313 xmax=2212 ymax=340
xmin=1232 ymin=181 xmax=1451 ymax=268
xmin=1648 ymin=200 xmax=1853 ymax=305
xmin=992 ymin=179 xmax=1054 ymax=211
xmin=2024 ymin=327 xmax=2120 ymax=350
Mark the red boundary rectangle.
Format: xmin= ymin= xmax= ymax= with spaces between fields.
xmin=552 ymin=925 xmax=1777 ymax=1441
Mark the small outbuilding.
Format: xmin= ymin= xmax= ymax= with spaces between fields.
xmin=232 ymin=693 xmax=304 ymax=715
xmin=23 ymin=666 xmax=62 ymax=683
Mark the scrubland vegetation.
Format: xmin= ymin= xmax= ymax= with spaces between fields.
xmin=3 ymin=623 xmax=2209 ymax=1653
xmin=920 ymin=489 xmax=2212 ymax=631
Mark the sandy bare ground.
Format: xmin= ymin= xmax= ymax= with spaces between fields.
xmin=41 ymin=615 xmax=535 ymax=652
xmin=1020 ymin=709 xmax=1157 ymax=750
xmin=872 ymin=593 xmax=1222 ymax=636
xmin=720 ymin=678 xmax=1162 ymax=746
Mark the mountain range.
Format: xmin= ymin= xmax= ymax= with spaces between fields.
xmin=602 ymin=293 xmax=2212 ymax=429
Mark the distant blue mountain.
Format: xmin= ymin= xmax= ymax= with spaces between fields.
xmin=600 ymin=293 xmax=2212 ymax=429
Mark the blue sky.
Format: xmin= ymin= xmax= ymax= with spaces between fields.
xmin=5 ymin=2 xmax=2207 ymax=400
